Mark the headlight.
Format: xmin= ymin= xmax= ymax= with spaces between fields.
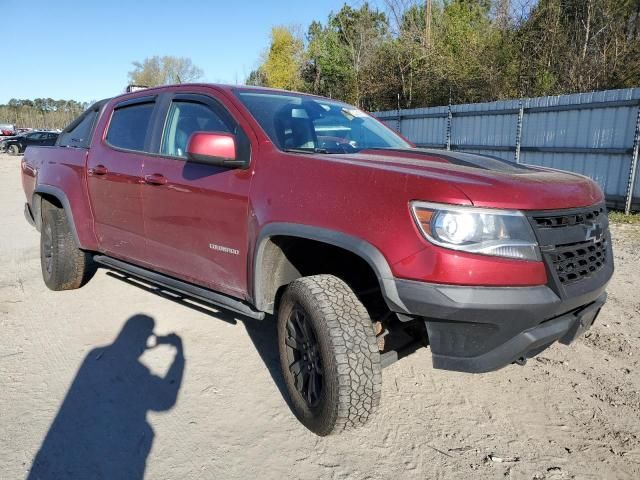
xmin=410 ymin=201 xmax=541 ymax=261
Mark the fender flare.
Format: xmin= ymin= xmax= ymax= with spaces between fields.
xmin=32 ymin=185 xmax=81 ymax=247
xmin=252 ymin=223 xmax=408 ymax=314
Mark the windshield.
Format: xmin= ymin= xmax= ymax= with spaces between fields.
xmin=235 ymin=90 xmax=411 ymax=154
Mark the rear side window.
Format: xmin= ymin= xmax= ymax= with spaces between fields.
xmin=106 ymin=102 xmax=154 ymax=152
xmin=58 ymin=110 xmax=98 ymax=148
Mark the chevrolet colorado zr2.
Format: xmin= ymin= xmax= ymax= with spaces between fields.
xmin=21 ymin=84 xmax=613 ymax=436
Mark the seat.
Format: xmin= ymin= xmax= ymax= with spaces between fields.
xmin=274 ymin=105 xmax=317 ymax=149
xmin=174 ymin=116 xmax=201 ymax=157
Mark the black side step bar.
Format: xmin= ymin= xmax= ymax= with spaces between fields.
xmin=93 ymin=255 xmax=265 ymax=320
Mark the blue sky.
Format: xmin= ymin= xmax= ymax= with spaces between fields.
xmin=0 ymin=0 xmax=356 ymax=104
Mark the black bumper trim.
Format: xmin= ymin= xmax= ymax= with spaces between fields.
xmin=394 ymin=266 xmax=611 ymax=373
xmin=429 ymin=294 xmax=605 ymax=373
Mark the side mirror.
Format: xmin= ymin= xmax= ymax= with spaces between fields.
xmin=186 ymin=132 xmax=247 ymax=168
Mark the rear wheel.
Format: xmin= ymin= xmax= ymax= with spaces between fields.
xmin=277 ymin=274 xmax=382 ymax=436
xmin=40 ymin=201 xmax=96 ymax=290
xmin=7 ymin=144 xmax=19 ymax=155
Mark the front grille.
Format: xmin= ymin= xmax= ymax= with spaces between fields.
xmin=529 ymin=203 xmax=610 ymax=289
xmin=533 ymin=205 xmax=605 ymax=229
xmin=547 ymin=237 xmax=608 ymax=285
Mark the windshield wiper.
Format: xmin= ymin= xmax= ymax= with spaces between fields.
xmin=283 ymin=147 xmax=330 ymax=154
xmin=358 ymin=147 xmax=412 ymax=152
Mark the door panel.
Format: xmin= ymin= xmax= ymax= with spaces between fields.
xmin=87 ymin=149 xmax=146 ymax=261
xmin=87 ymin=100 xmax=154 ymax=263
xmin=25 ymin=133 xmax=41 ymax=147
xmin=141 ymin=95 xmax=252 ymax=297
xmin=142 ymin=160 xmax=251 ymax=296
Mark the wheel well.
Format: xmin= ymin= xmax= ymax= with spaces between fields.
xmin=38 ymin=193 xmax=63 ymax=209
xmin=255 ymin=236 xmax=388 ymax=319
xmin=33 ymin=193 xmax=63 ymax=229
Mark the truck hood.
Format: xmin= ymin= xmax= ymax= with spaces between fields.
xmin=313 ymin=148 xmax=603 ymax=210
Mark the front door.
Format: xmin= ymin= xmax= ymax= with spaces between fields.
xmin=141 ymin=93 xmax=253 ymax=298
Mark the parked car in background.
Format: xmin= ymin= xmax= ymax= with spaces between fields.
xmin=0 ymin=123 xmax=16 ymax=136
xmin=0 ymin=132 xmax=25 ymax=152
xmin=4 ymin=130 xmax=58 ymax=155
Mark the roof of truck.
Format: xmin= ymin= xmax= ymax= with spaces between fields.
xmin=110 ymin=83 xmax=334 ymax=103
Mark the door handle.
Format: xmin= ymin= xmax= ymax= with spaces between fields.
xmin=88 ymin=164 xmax=108 ymax=176
xmin=144 ymin=173 xmax=167 ymax=186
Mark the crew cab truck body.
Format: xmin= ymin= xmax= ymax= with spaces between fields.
xmin=22 ymin=84 xmax=613 ymax=436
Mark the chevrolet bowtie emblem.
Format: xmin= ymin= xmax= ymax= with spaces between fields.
xmin=584 ymin=222 xmax=604 ymax=242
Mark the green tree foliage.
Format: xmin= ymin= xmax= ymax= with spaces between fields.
xmin=128 ymin=56 xmax=204 ymax=87
xmin=247 ymin=0 xmax=640 ymax=110
xmin=303 ymin=20 xmax=353 ymax=100
xmin=0 ymin=99 xmax=89 ymax=130
xmin=261 ymin=27 xmax=305 ymax=90
xmin=246 ymin=67 xmax=267 ymax=86
xmin=516 ymin=0 xmax=640 ymax=96
xmin=300 ymin=4 xmax=389 ymax=106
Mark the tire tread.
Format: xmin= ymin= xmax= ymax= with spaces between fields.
xmin=280 ymin=274 xmax=381 ymax=435
xmin=41 ymin=201 xmax=95 ymax=290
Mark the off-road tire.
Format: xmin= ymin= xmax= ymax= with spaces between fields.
xmin=7 ymin=144 xmax=19 ymax=156
xmin=277 ymin=274 xmax=382 ymax=436
xmin=40 ymin=202 xmax=96 ymax=290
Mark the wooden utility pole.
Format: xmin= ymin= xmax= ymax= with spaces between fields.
xmin=425 ymin=0 xmax=432 ymax=49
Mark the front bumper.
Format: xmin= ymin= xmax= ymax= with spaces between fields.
xmin=394 ymin=259 xmax=612 ymax=373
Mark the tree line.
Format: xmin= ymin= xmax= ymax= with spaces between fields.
xmin=247 ymin=0 xmax=640 ymax=111
xmin=3 ymin=0 xmax=638 ymax=126
xmin=0 ymin=98 xmax=90 ymax=130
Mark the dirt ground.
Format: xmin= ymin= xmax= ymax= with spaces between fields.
xmin=1 ymin=152 xmax=639 ymax=480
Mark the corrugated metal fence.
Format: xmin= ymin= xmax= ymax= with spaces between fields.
xmin=373 ymin=88 xmax=640 ymax=213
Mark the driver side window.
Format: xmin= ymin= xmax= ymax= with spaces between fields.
xmin=161 ymin=101 xmax=231 ymax=158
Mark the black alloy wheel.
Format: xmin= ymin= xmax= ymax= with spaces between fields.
xmin=285 ymin=306 xmax=323 ymax=407
xmin=277 ymin=275 xmax=381 ymax=436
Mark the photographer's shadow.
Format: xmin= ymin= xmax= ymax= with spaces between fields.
xmin=28 ymin=314 xmax=184 ymax=480
xmin=104 ymin=272 xmax=292 ymax=410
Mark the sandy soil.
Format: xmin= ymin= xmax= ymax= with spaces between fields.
xmin=1 ymin=152 xmax=639 ymax=479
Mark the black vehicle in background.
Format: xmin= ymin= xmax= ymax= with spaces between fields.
xmin=1 ymin=131 xmax=59 ymax=155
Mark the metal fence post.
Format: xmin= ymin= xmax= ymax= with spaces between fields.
xmin=446 ymin=103 xmax=452 ymax=151
xmin=514 ymin=99 xmax=524 ymax=164
xmin=625 ymin=106 xmax=640 ymax=215
xmin=396 ymin=93 xmax=401 ymax=133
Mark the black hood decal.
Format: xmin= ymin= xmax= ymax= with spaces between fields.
xmin=379 ymin=148 xmax=535 ymax=174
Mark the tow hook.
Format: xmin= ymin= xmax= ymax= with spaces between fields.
xmin=513 ymin=356 xmax=527 ymax=366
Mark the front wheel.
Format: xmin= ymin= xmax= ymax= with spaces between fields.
xmin=7 ymin=144 xmax=19 ymax=155
xmin=277 ymin=275 xmax=382 ymax=436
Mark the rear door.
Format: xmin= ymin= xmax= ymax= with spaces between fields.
xmin=87 ymin=96 xmax=156 ymax=263
xmin=140 ymin=91 xmax=253 ymax=298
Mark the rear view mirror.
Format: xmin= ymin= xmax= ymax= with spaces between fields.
xmin=186 ymin=132 xmax=247 ymax=168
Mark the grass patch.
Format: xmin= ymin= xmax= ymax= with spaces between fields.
xmin=609 ymin=211 xmax=640 ymax=224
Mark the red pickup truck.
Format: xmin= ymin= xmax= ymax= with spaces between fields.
xmin=21 ymin=84 xmax=613 ymax=436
